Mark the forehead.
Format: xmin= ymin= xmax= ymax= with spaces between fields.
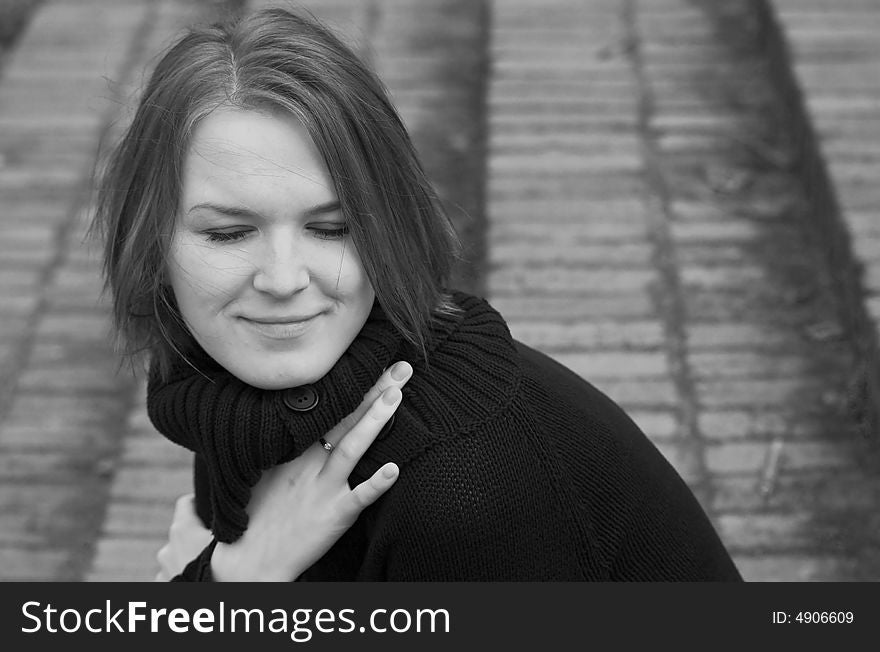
xmin=181 ymin=107 xmax=336 ymax=209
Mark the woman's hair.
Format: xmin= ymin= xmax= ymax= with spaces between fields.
xmin=92 ymin=5 xmax=461 ymax=378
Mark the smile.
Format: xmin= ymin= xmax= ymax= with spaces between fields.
xmin=239 ymin=314 xmax=320 ymax=339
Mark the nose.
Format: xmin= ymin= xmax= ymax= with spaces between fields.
xmin=252 ymin=235 xmax=310 ymax=298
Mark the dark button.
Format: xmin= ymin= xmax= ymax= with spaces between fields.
xmin=283 ymin=385 xmax=319 ymax=412
xmin=378 ymin=414 xmax=395 ymax=440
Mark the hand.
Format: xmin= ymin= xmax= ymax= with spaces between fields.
xmin=210 ymin=361 xmax=413 ymax=581
xmin=154 ymin=493 xmax=213 ymax=581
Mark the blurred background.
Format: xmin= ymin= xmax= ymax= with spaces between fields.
xmin=1 ymin=0 xmax=879 ymax=581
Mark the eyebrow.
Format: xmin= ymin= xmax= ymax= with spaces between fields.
xmin=186 ymin=200 xmax=342 ymax=219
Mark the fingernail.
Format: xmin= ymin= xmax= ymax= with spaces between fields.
xmin=382 ymin=386 xmax=401 ymax=405
xmin=382 ymin=463 xmax=399 ymax=479
xmin=390 ymin=361 xmax=411 ymax=381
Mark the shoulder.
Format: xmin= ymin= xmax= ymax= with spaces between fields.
xmin=514 ymin=339 xmax=643 ymax=439
xmin=512 ymin=338 xmax=674 ymax=494
xmin=510 ymin=344 xmax=741 ymax=579
xmin=363 ymin=292 xmax=658 ymax=476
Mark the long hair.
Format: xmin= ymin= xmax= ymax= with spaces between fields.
xmin=92 ymin=6 xmax=462 ymax=378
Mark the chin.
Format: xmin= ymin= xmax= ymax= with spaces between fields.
xmin=236 ymin=372 xmax=315 ymax=391
xmin=233 ymin=360 xmax=328 ymax=390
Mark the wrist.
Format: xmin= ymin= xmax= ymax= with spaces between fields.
xmin=211 ymin=541 xmax=265 ymax=581
xmin=210 ymin=540 xmax=301 ymax=582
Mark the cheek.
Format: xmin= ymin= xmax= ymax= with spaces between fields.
xmin=341 ymin=255 xmax=375 ymax=305
xmin=168 ymin=240 xmax=254 ymax=305
xmin=314 ymin=243 xmax=374 ymax=298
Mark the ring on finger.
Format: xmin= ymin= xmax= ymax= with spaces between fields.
xmin=319 ymin=437 xmax=334 ymax=453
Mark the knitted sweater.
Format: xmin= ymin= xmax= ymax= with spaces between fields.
xmin=147 ymin=292 xmax=742 ymax=581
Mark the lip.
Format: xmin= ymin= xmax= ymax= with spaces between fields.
xmin=239 ymin=313 xmax=321 ymax=339
xmin=245 ymin=314 xmax=321 ymax=324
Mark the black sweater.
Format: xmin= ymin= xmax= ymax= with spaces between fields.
xmin=147 ymin=292 xmax=742 ymax=581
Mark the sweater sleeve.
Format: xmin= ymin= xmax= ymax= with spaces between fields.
xmin=361 ymin=444 xmax=598 ymax=581
xmin=359 ymin=428 xmax=742 ymax=581
xmin=146 ymin=355 xmax=294 ymax=542
xmin=606 ymin=435 xmax=744 ymax=582
xmin=171 ymin=540 xmax=217 ymax=582
xmin=513 ymin=341 xmax=742 ymax=581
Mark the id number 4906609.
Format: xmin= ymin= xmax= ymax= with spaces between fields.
xmin=771 ymin=611 xmax=854 ymax=624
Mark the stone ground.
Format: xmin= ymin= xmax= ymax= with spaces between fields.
xmin=0 ymin=0 xmax=878 ymax=582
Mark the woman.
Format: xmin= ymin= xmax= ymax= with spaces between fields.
xmin=93 ymin=6 xmax=742 ymax=581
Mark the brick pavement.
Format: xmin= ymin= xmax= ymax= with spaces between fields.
xmin=769 ymin=1 xmax=880 ymax=433
xmin=0 ymin=0 xmax=191 ymax=581
xmin=487 ymin=0 xmax=880 ymax=581
xmin=1 ymin=0 xmax=878 ymax=582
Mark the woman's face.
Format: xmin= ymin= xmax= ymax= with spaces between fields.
xmin=167 ymin=107 xmax=375 ymax=389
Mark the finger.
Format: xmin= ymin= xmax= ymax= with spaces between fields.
xmin=341 ymin=462 xmax=400 ymax=518
xmin=156 ymin=557 xmax=174 ymax=580
xmin=173 ymin=493 xmax=198 ymax=520
xmin=323 ymin=361 xmax=412 ymax=448
xmin=320 ymin=385 xmax=402 ymax=480
xmin=323 ymin=362 xmax=411 ymax=447
xmin=175 ymin=493 xmax=194 ymax=510
xmin=157 ymin=544 xmax=171 ymax=568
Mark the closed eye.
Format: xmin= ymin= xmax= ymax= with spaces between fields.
xmin=204 ymin=229 xmax=250 ymax=243
xmin=310 ymin=225 xmax=349 ymax=240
